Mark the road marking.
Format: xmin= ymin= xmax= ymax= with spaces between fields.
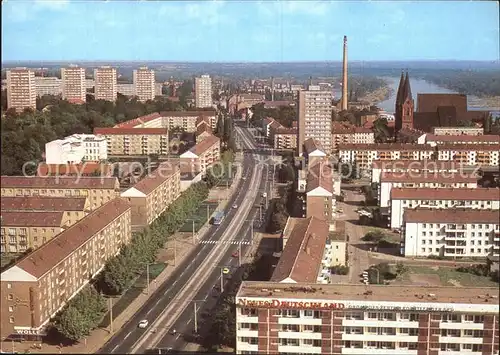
xmin=175 ymin=334 xmax=180 ymax=340
xmin=186 ymin=319 xmax=192 ymax=325
xmin=146 ymin=309 xmax=152 ymax=316
xmin=154 ymin=299 xmax=161 ymax=307
xmin=112 ymin=344 xmax=120 ymax=352
xmin=124 ymin=331 xmax=132 ymax=340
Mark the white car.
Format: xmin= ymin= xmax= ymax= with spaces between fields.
xmin=138 ymin=319 xmax=149 ymax=329
xmin=232 ymin=204 xmax=238 ymax=209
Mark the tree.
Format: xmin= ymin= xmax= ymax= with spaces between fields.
xmin=372 ymin=117 xmax=390 ymax=143
xmin=102 ymin=255 xmax=135 ymax=295
xmin=215 ymin=113 xmax=224 ymax=139
xmin=56 ymin=306 xmax=90 ymax=342
xmin=269 ymin=211 xmax=288 ymax=233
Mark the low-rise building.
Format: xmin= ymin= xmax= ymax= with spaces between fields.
xmin=114 ymin=111 xmax=217 ymax=132
xmin=272 ymin=127 xmax=298 ymax=150
xmin=303 ymin=138 xmax=327 ymax=168
xmin=403 ymin=208 xmax=500 ymax=258
xmin=331 ymin=122 xmax=375 ymax=150
xmin=419 ymin=134 xmax=500 ymax=146
xmin=235 ymin=281 xmax=499 ymax=355
xmin=0 ymin=211 xmax=69 ymax=253
xmin=35 ymin=162 xmax=114 ymax=177
xmin=179 ymin=135 xmax=220 ymax=175
xmin=0 ymin=198 xmax=131 ymax=338
xmin=45 ymin=134 xmax=108 ymax=165
xmin=371 ymin=160 xmax=471 ymax=184
xmin=436 ymin=144 xmax=500 ymax=166
xmin=93 ymin=127 xmax=169 ymax=156
xmin=302 ymin=162 xmax=335 ymax=230
xmin=339 ymin=144 xmax=435 ymax=172
xmin=432 ymin=127 xmax=484 ymax=135
xmin=273 ymin=216 xmax=330 ymax=284
xmin=120 ymin=163 xmax=181 ymax=226
xmin=195 ymin=121 xmax=213 ymax=143
xmin=262 ymin=117 xmax=277 ymax=138
xmin=378 ymin=171 xmax=479 ymax=208
xmin=389 ymin=187 xmax=500 ymax=229
xmin=0 ymin=176 xmax=120 ymax=211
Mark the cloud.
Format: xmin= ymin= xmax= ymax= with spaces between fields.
xmin=258 ymin=1 xmax=333 ymax=17
xmin=3 ymin=0 xmax=69 ymax=23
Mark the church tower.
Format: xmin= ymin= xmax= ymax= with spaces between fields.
xmin=395 ymin=71 xmax=414 ymax=137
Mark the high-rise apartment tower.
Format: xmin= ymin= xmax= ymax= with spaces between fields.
xmin=133 ymin=67 xmax=155 ymax=102
xmin=6 ymin=68 xmax=37 ymax=112
xmin=94 ymin=66 xmax=117 ymax=102
xmin=195 ymin=74 xmax=212 ymax=108
xmin=61 ymin=66 xmax=86 ymax=103
xmin=297 ymin=85 xmax=333 ymax=155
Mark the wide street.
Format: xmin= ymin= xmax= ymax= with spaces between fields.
xmin=98 ymin=123 xmax=270 ymax=354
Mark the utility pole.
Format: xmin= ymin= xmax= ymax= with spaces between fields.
xmin=220 ymin=268 xmax=224 ymax=293
xmin=194 ymin=302 xmax=198 ymax=334
xmin=259 ymin=205 xmax=263 ymax=221
xmin=251 ymin=221 xmax=254 ymax=243
xmin=238 ymin=242 xmax=242 ymax=266
xmin=192 ymin=220 xmax=196 ymax=244
xmin=206 ymin=204 xmax=210 ymax=222
xmin=109 ymin=298 xmax=114 ymax=333
xmin=173 ymin=238 xmax=177 ymax=266
xmin=146 ymin=263 xmax=150 ymax=295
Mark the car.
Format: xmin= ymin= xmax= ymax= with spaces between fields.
xmin=232 ymin=204 xmax=238 ymax=209
xmin=222 ymin=267 xmax=230 ymax=274
xmin=138 ymin=320 xmax=149 ymax=329
xmin=232 ymin=251 xmax=239 ymax=258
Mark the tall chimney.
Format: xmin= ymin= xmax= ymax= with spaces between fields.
xmin=341 ymin=35 xmax=348 ymax=111
xmin=309 ymin=76 xmax=313 ymax=86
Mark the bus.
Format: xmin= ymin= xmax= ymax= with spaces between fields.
xmin=212 ymin=211 xmax=225 ymax=225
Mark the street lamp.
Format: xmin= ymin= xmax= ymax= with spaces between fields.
xmin=185 ymin=219 xmax=197 ymax=244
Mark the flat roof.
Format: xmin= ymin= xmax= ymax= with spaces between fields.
xmin=237 ymin=281 xmax=499 ymax=305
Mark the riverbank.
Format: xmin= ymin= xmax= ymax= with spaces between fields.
xmin=359 ymin=85 xmax=393 ymax=105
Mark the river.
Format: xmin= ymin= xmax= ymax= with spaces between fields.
xmin=376 ymin=77 xmax=499 ymax=114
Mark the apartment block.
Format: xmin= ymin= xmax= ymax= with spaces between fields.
xmin=331 ymin=122 xmax=375 ymax=151
xmin=133 ymin=67 xmax=155 ymax=102
xmin=45 ymin=134 xmax=108 ymax=165
xmin=0 ymin=198 xmax=131 ymax=338
xmin=272 ymin=217 xmax=330 ymax=284
xmin=121 ymin=163 xmax=181 ymax=226
xmin=94 ymin=66 xmax=117 ymax=102
xmin=273 ymin=127 xmax=298 ymax=150
xmin=61 ymin=66 xmax=86 ymax=103
xmin=195 ymin=121 xmax=213 ymax=143
xmin=436 ymin=144 xmax=499 ymax=166
xmin=304 ymin=162 xmax=335 ymax=229
xmin=179 ymin=135 xmax=220 ymax=175
xmin=0 ymin=176 xmax=120 ymax=211
xmin=389 ymin=188 xmax=500 ymax=230
xmin=419 ymin=134 xmax=500 ymax=146
xmin=114 ymin=111 xmax=217 ymax=132
xmin=339 ymin=144 xmax=435 ymax=172
xmin=371 ymin=160 xmax=472 ymax=184
xmin=432 ymin=127 xmax=484 ymax=135
xmin=235 ymin=281 xmax=499 ymax=355
xmin=298 ymin=86 xmax=332 ymax=155
xmin=93 ymin=127 xmax=169 ymax=156
xmin=1 ymin=196 xmax=89 ymax=230
xmin=195 ymin=74 xmax=213 ymax=108
xmin=378 ymin=171 xmax=479 ymax=208
xmin=34 ymin=77 xmax=62 ymax=97
xmin=35 ymin=162 xmax=114 ymax=177
xmin=262 ymin=117 xmax=277 ymax=138
xmin=6 ymin=68 xmax=37 ymax=113
xmin=403 ymin=208 xmax=500 ymax=258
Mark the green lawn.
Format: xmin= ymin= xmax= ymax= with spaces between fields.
xmin=179 ymin=202 xmax=219 ymax=232
xmin=403 ymin=265 xmax=498 ymax=287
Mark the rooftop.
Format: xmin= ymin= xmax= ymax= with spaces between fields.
xmin=306 ymin=162 xmax=333 ymax=194
xmin=380 ymin=171 xmax=478 ymax=184
xmin=0 ymin=211 xmax=65 ymax=227
xmin=438 ymin=143 xmax=500 ymax=151
xmin=391 ymin=187 xmax=500 ymax=201
xmin=129 ymin=163 xmax=179 ymax=195
xmin=371 ymin=160 xmax=471 ymax=170
xmin=1 ymin=197 xmax=87 ymax=211
xmin=304 ymin=138 xmax=326 ymax=155
xmin=8 ymin=198 xmax=130 ymax=279
xmin=404 ymin=208 xmax=500 ymax=224
xmin=184 ymin=135 xmax=220 ymax=157
xmin=94 ymin=127 xmax=167 ymax=135
xmin=426 ymin=134 xmax=500 ymax=144
xmin=0 ymin=176 xmax=119 ymax=190
xmin=236 ymin=281 xmax=499 ymax=305
xmin=271 ymin=216 xmax=329 ymax=283
xmin=36 ymin=162 xmax=113 ymax=177
xmin=338 ymin=143 xmax=434 ymax=151
xmin=113 ymin=113 xmax=162 ymax=128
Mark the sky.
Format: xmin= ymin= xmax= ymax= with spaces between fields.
xmin=2 ymin=0 xmax=499 ymax=62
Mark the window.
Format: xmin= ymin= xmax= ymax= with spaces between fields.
xmin=8 ymin=294 xmax=13 ymax=301
xmin=9 ymin=316 xmax=14 ymax=323
xmin=8 ymin=306 xmax=13 ymax=312
xmin=7 ymin=283 xmax=11 ymax=289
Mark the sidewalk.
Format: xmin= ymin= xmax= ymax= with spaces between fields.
xmin=4 ymin=164 xmax=243 ymax=355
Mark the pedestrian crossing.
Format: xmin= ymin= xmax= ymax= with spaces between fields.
xmin=200 ymin=240 xmax=252 ymax=245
